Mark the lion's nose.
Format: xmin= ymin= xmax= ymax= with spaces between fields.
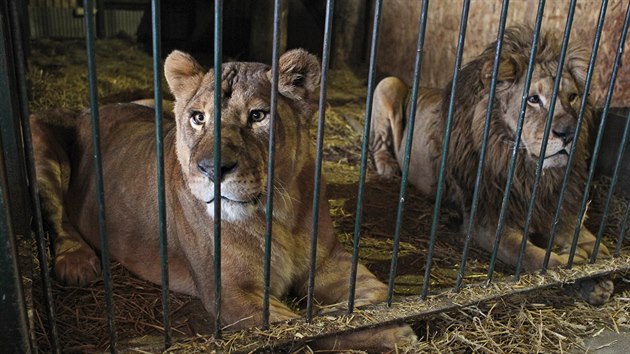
xmin=197 ymin=159 xmax=238 ymax=182
xmin=552 ymin=126 xmax=575 ymax=146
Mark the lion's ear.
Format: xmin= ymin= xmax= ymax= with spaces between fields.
xmin=480 ymin=55 xmax=522 ymax=88
xmin=269 ymin=49 xmax=321 ymax=101
xmin=566 ymin=44 xmax=589 ymax=89
xmin=164 ymin=50 xmax=204 ymax=102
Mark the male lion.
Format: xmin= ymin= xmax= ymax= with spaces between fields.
xmin=370 ymin=27 xmax=611 ymax=287
xmin=32 ymin=49 xmax=416 ymax=350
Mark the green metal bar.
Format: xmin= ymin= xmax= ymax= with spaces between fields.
xmin=0 ymin=152 xmax=31 ymax=353
xmin=486 ymin=0 xmax=546 ymax=283
xmin=306 ymin=0 xmax=334 ymax=322
xmin=262 ymin=0 xmax=282 ymax=329
xmin=602 ymin=110 xmax=630 ymax=258
xmin=617 ymin=199 xmax=630 ymax=257
xmin=348 ymin=0 xmax=383 ymax=312
xmin=587 ymin=2 xmax=630 ymax=264
xmin=386 ymin=0 xmax=429 ymax=305
xmin=514 ymin=0 xmax=577 ymax=279
xmin=421 ymin=0 xmax=471 ymax=300
xmin=7 ymin=0 xmax=61 ymax=350
xmin=150 ymin=0 xmax=171 ymax=348
xmin=454 ymin=0 xmax=509 ymax=292
xmin=83 ymin=0 xmax=117 ymax=351
xmin=544 ymin=0 xmax=607 ymax=271
xmin=0 ymin=7 xmax=32 ymax=351
xmin=213 ymin=0 xmax=223 ymax=338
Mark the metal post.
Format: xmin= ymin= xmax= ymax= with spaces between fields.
xmin=306 ymin=0 xmax=335 ymax=322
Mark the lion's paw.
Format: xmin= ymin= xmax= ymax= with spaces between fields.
xmin=385 ymin=323 xmax=418 ymax=348
xmin=311 ymin=322 xmax=417 ymax=352
xmin=374 ymin=151 xmax=400 ymax=178
xmin=575 ymin=277 xmax=614 ymax=306
xmin=582 ymin=241 xmax=611 ymax=261
xmin=55 ymin=240 xmax=101 ymax=286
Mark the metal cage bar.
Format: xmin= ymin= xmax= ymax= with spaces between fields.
xmin=213 ymin=0 xmax=224 ymax=338
xmin=544 ymin=0 xmax=608 ymax=271
xmin=348 ymin=0 xmax=383 ymax=312
xmin=149 ymin=0 xmax=171 ymax=348
xmin=422 ymin=0 xmax=471 ymax=299
xmin=0 ymin=157 xmax=31 ymax=353
xmin=455 ymin=0 xmax=510 ymax=292
xmin=515 ymin=0 xmax=577 ymax=279
xmin=586 ymin=2 xmax=630 ymax=264
xmin=306 ymin=0 xmax=334 ymax=322
xmin=486 ymin=0 xmax=546 ymax=283
xmin=83 ymin=0 xmax=118 ymax=351
xmin=618 ymin=196 xmax=630 ymax=257
xmin=386 ymin=0 xmax=430 ymax=305
xmin=604 ymin=109 xmax=630 ymax=257
xmin=0 ymin=5 xmax=32 ymax=351
xmin=7 ymin=0 xmax=61 ymax=350
xmin=262 ymin=0 xmax=282 ymax=329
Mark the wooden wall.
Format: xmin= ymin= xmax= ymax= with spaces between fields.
xmin=377 ymin=1 xmax=629 ymax=107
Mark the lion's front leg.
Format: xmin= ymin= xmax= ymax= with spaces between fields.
xmin=555 ymin=227 xmax=610 ymax=263
xmin=301 ymin=244 xmax=417 ymax=351
xmin=474 ymin=224 xmax=571 ymax=271
xmin=182 ymin=246 xmax=299 ymax=330
xmin=219 ymin=286 xmax=300 ymax=330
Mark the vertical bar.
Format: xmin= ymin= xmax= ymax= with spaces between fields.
xmin=386 ymin=0 xmax=429 ymax=305
xmin=586 ymin=3 xmax=630 ymax=264
xmin=0 ymin=151 xmax=31 ymax=353
xmin=514 ymin=0 xmax=577 ymax=279
xmin=7 ymin=0 xmax=61 ymax=350
xmin=348 ymin=0 xmax=383 ymax=312
xmin=616 ymin=198 xmax=630 ymax=257
xmin=485 ymin=0 xmax=546 ymax=283
xmin=83 ymin=0 xmax=117 ymax=351
xmin=212 ymin=0 xmax=223 ymax=339
xmin=600 ymin=110 xmax=630 ymax=258
xmin=0 ymin=5 xmax=32 ymax=351
xmin=543 ymin=0 xmax=608 ymax=271
xmin=150 ymin=0 xmax=171 ymax=348
xmin=421 ymin=0 xmax=471 ymax=300
xmin=454 ymin=0 xmax=510 ymax=291
xmin=306 ymin=0 xmax=334 ymax=322
xmin=262 ymin=0 xmax=282 ymax=330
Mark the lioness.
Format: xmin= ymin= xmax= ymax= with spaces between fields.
xmin=32 ymin=49 xmax=416 ymax=350
xmin=370 ymin=27 xmax=611 ymax=281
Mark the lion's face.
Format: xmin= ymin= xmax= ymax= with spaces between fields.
xmin=164 ymin=50 xmax=320 ymax=220
xmin=499 ymin=64 xmax=583 ymax=169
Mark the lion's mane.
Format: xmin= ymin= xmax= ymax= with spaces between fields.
xmin=434 ymin=26 xmax=593 ymax=236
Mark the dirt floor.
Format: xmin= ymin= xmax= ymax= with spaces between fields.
xmin=24 ymin=37 xmax=630 ymax=353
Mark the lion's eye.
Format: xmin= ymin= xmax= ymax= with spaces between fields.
xmin=569 ymin=93 xmax=578 ymax=102
xmin=249 ymin=110 xmax=268 ymax=123
xmin=527 ymin=95 xmax=541 ymax=105
xmin=190 ymin=111 xmax=205 ymax=126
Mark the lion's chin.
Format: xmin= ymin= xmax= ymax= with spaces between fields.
xmin=205 ymin=198 xmax=260 ymax=222
xmin=542 ymin=151 xmax=569 ymax=169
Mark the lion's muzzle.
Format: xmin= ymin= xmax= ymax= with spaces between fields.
xmin=197 ymin=158 xmax=238 ymax=182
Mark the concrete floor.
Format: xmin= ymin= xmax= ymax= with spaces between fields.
xmin=584 ymin=330 xmax=630 ymax=353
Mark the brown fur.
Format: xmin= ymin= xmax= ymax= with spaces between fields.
xmin=370 ymin=26 xmax=610 ymax=271
xmin=31 ymin=49 xmax=416 ymax=350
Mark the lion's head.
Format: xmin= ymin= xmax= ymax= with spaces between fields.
xmin=462 ymin=26 xmax=591 ymax=170
xmin=164 ymin=49 xmax=320 ymax=221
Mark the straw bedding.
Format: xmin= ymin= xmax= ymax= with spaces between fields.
xmin=25 ymin=37 xmax=629 ymax=353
